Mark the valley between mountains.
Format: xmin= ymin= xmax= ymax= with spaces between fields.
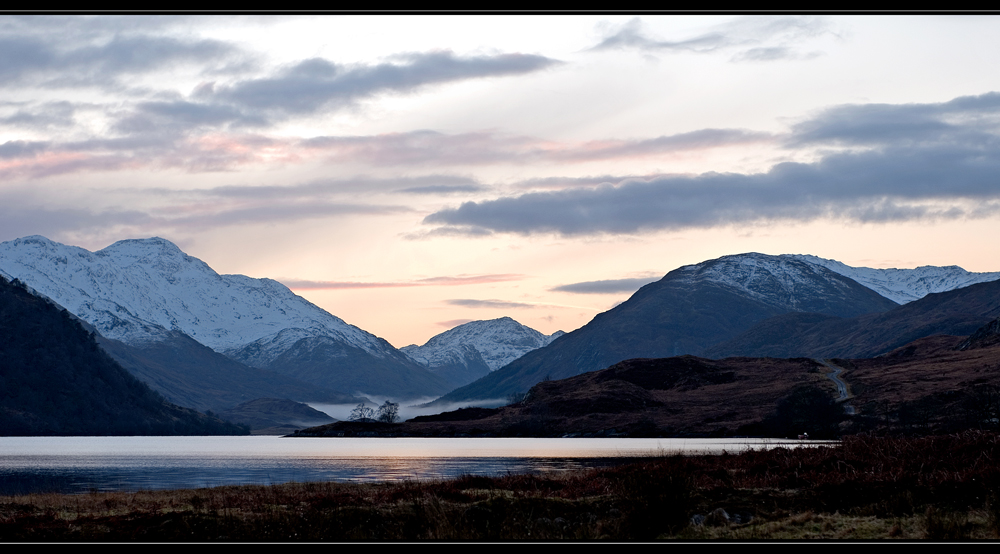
xmin=2 ymin=234 xmax=1000 ymax=437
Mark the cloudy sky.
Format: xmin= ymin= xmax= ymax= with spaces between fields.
xmin=3 ymin=14 xmax=1000 ymax=347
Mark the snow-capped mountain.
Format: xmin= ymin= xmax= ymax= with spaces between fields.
xmin=0 ymin=236 xmax=386 ymax=354
xmin=0 ymin=235 xmax=447 ymax=399
xmin=399 ymin=317 xmax=565 ymax=390
xmin=669 ymin=252 xmax=901 ymax=315
xmin=434 ymin=252 xmax=902 ymax=406
xmin=786 ymin=254 xmax=1000 ymax=304
xmin=402 ymin=317 xmax=564 ymax=372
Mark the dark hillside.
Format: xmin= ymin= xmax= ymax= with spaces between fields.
xmin=98 ymin=332 xmax=362 ymax=413
xmin=0 ymin=276 xmax=246 ymax=436
xmin=707 ymin=279 xmax=1000 ymax=359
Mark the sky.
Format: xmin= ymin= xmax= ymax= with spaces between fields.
xmin=3 ymin=14 xmax=1000 ymax=348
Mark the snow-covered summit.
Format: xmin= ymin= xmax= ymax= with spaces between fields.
xmin=669 ymin=252 xmax=999 ymax=308
xmin=402 ymin=316 xmax=564 ymax=372
xmin=0 ymin=235 xmax=389 ymax=355
xmin=785 ymin=254 xmax=1000 ymax=304
xmin=669 ymin=252 xmax=897 ymax=316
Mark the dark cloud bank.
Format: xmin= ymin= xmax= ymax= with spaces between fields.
xmin=424 ymin=92 xmax=1000 ymax=236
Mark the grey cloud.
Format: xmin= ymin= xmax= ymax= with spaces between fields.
xmin=424 ymin=149 xmax=1000 ymax=236
xmin=0 ymin=101 xmax=77 ymax=129
xmin=549 ymin=129 xmax=771 ymax=161
xmin=403 ymin=225 xmax=496 ymax=240
xmin=592 ymin=16 xmax=834 ymax=61
xmin=0 ymin=204 xmax=151 ymax=241
xmin=446 ymin=299 xmax=537 ymax=309
xmin=731 ymin=46 xmax=794 ymax=62
xmin=0 ymin=46 xmax=560 ymax=164
xmin=788 ymin=91 xmax=1000 ymax=147
xmin=303 ymin=130 xmax=536 ymax=165
xmin=0 ymin=128 xmax=290 ymax=178
xmin=201 ymin=175 xmax=485 ymax=199
xmin=397 ymin=183 xmax=489 ymax=195
xmin=424 ymin=93 xmax=1000 ymax=236
xmin=118 ymin=100 xmax=260 ymax=132
xmin=511 ymin=175 xmax=629 ymax=190
xmin=111 ymin=50 xmax=559 ymax=132
xmin=303 ymin=128 xmax=766 ymax=166
xmin=0 ymin=15 xmax=209 ymax=41
xmin=0 ymin=185 xmax=409 ymax=239
xmin=551 ymin=277 xmax=660 ymax=294
xmin=0 ymin=140 xmax=51 ymax=159
xmin=278 ymin=274 xmax=522 ymax=290
xmin=0 ymin=109 xmax=760 ymax=180
xmin=213 ymin=51 xmax=560 ymax=116
xmin=62 ymin=35 xmax=235 ymax=76
xmin=592 ymin=18 xmax=727 ymax=53
xmin=437 ymin=319 xmax=475 ymax=328
xmin=0 ymin=37 xmax=57 ymax=82
xmin=0 ymin=33 xmax=238 ymax=88
xmin=165 ymin=202 xmax=413 ymax=231
xmin=0 ymin=152 xmax=144 ymax=180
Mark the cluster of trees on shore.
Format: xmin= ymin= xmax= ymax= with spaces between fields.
xmin=349 ymin=401 xmax=399 ymax=423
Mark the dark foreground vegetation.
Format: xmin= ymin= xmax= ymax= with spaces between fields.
xmin=4 ymin=432 xmax=1000 ymax=541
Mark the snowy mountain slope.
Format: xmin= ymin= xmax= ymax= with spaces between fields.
xmin=0 ymin=235 xmax=449 ymax=399
xmin=402 ymin=317 xmax=564 ymax=371
xmin=670 ymin=253 xmax=901 ymax=315
xmin=787 ymin=254 xmax=1000 ymax=304
xmin=400 ymin=317 xmax=564 ymax=390
xmin=0 ymin=236 xmax=388 ymax=355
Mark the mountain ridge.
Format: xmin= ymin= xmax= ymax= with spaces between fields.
xmin=0 ymin=235 xmax=447 ymax=400
xmin=431 ymin=252 xmax=902 ymax=406
xmin=786 ymin=254 xmax=1000 ymax=304
xmin=5 ymin=236 xmax=998 ymax=405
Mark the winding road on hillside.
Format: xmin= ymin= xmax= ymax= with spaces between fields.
xmin=816 ymin=359 xmax=856 ymax=415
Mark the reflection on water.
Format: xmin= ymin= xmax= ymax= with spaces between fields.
xmin=0 ymin=436 xmax=823 ymax=495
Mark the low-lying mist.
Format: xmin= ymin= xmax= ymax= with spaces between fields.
xmin=308 ymin=396 xmax=510 ymax=422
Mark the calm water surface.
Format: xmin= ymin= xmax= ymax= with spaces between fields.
xmin=0 ymin=436 xmax=820 ymax=494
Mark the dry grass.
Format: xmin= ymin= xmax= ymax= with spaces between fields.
xmin=4 ymin=433 xmax=1000 ymax=541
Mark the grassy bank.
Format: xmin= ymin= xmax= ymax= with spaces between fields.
xmin=3 ymin=432 xmax=1000 ymax=541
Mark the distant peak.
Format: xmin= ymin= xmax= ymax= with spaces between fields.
xmin=682 ymin=252 xmax=786 ymax=269
xmin=490 ymin=316 xmax=517 ymax=324
xmin=106 ymin=237 xmax=181 ymax=249
xmin=99 ymin=237 xmax=184 ymax=257
xmin=451 ymin=316 xmax=521 ymax=330
xmin=7 ymin=235 xmax=58 ymax=247
xmin=19 ymin=234 xmax=56 ymax=242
